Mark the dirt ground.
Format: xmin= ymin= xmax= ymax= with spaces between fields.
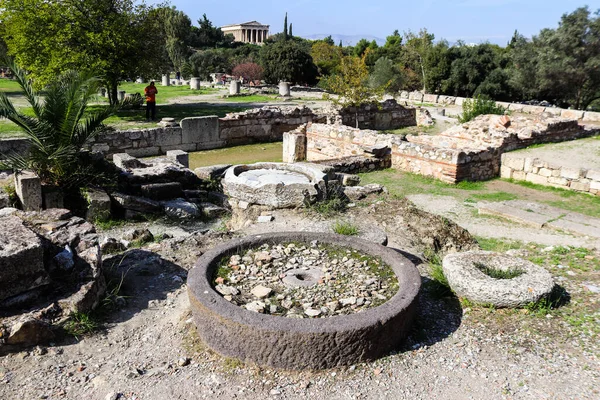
xmin=1 ymin=192 xmax=599 ymax=400
xmin=507 ymin=136 xmax=600 ymax=171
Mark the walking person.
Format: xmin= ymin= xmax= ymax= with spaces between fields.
xmin=144 ymin=81 xmax=158 ymax=121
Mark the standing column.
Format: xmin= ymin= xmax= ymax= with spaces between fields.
xmin=253 ymin=29 xmax=256 ymax=43
xmin=242 ymin=29 xmax=246 ymax=42
xmin=258 ymin=30 xmax=262 ymax=43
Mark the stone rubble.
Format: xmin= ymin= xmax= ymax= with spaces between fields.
xmin=212 ymin=242 xmax=398 ymax=318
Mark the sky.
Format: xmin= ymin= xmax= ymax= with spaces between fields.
xmin=151 ymin=0 xmax=600 ymax=45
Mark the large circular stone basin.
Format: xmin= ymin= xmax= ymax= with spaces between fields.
xmin=222 ymin=162 xmax=328 ymax=208
xmin=187 ymin=232 xmax=421 ymax=370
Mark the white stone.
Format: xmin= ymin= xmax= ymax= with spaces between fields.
xmin=251 ymin=285 xmax=273 ymax=299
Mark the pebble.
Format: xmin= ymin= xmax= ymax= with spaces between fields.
xmin=211 ymin=243 xmax=398 ymax=318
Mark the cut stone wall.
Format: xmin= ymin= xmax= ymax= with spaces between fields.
xmin=332 ymin=100 xmax=416 ymax=130
xmin=399 ymin=91 xmax=600 ymax=122
xmin=295 ymin=114 xmax=594 ymax=184
xmin=501 ymin=153 xmax=600 ymax=196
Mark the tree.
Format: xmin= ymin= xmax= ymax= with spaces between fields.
xmin=369 ymin=57 xmax=402 ymax=93
xmin=328 ymin=52 xmax=385 ymax=126
xmin=311 ymin=41 xmax=343 ymax=76
xmin=530 ymin=7 xmax=600 ymax=109
xmin=183 ymin=49 xmax=231 ymax=80
xmin=289 ymin=24 xmax=293 ymax=37
xmin=283 ymin=13 xmax=289 ymax=40
xmin=401 ymin=29 xmax=435 ymax=92
xmin=191 ymin=14 xmax=234 ymax=49
xmin=232 ymin=62 xmax=264 ymax=83
xmin=159 ymin=7 xmax=193 ymax=73
xmin=259 ymin=40 xmax=318 ymax=84
xmin=1 ymin=0 xmax=168 ymax=105
xmin=0 ymin=59 xmax=117 ymax=189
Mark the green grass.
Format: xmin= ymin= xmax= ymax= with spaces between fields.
xmin=105 ymin=82 xmax=220 ymax=105
xmin=98 ymin=103 xmax=252 ymax=130
xmin=465 ymin=191 xmax=518 ymax=203
xmin=223 ymin=94 xmax=278 ymax=103
xmin=63 ymin=312 xmax=100 ymax=338
xmin=475 ymin=237 xmax=524 ymax=252
xmin=188 ymin=141 xmax=282 ymax=169
xmin=332 ymin=220 xmax=360 ymax=236
xmin=505 ymin=178 xmax=600 ymax=218
xmin=474 ymin=261 xmax=524 ymax=279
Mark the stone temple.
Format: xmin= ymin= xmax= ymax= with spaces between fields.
xmin=220 ymin=21 xmax=270 ymax=45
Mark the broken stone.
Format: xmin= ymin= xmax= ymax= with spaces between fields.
xmin=53 ymin=245 xmax=74 ymax=270
xmin=0 ymin=216 xmax=48 ymax=301
xmin=245 ymin=301 xmax=266 ymax=313
xmin=162 ymin=199 xmax=201 ymax=219
xmin=194 ymin=164 xmax=232 ymax=181
xmin=250 ymin=285 xmax=273 ymax=299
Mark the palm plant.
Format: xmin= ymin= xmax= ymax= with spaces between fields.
xmin=0 ymin=59 xmax=118 ymax=189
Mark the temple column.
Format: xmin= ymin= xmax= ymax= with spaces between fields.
xmin=258 ymin=30 xmax=262 ymax=43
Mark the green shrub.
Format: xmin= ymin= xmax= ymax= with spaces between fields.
xmin=459 ymin=95 xmax=506 ymax=123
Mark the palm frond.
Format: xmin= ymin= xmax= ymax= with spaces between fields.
xmin=2 ymin=57 xmax=43 ymax=118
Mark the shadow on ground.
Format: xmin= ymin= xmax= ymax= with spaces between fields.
xmin=391 ymin=248 xmax=464 ymax=352
xmin=99 ymin=249 xmax=188 ymax=324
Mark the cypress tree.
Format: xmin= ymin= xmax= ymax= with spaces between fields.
xmin=283 ymin=13 xmax=288 ymax=40
xmin=289 ymin=23 xmax=293 ymax=37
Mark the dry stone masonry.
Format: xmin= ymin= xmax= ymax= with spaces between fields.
xmin=285 ymin=114 xmax=594 ymax=183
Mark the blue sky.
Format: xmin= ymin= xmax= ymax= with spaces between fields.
xmin=153 ymin=0 xmax=600 ymax=45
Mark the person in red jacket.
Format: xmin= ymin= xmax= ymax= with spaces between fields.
xmin=144 ymin=81 xmax=158 ymax=121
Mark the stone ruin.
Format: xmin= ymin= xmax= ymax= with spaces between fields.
xmin=0 ymin=208 xmax=104 ymax=352
xmin=187 ymin=232 xmax=422 ymax=370
xmin=283 ymin=113 xmax=595 ymax=184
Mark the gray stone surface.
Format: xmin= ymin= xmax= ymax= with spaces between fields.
xmin=443 ymin=251 xmax=555 ymax=308
xmin=0 ymin=187 xmax=9 ymax=208
xmin=85 ymin=189 xmax=111 ymax=222
xmin=113 ymin=153 xmax=144 ymax=169
xmin=140 ymin=182 xmax=183 ymax=201
xmin=0 ymin=216 xmax=48 ymax=301
xmin=200 ymin=202 xmax=227 ymax=219
xmin=343 ymin=184 xmax=385 ymax=200
xmin=42 ymin=186 xmax=64 ymax=209
xmin=187 ymin=232 xmax=421 ymax=370
xmin=222 ymin=163 xmax=328 ymax=208
xmin=194 ymin=164 xmax=232 ymax=181
xmin=166 ymin=150 xmax=189 ymax=168
xmin=162 ymin=199 xmax=201 ymax=219
xmin=180 ymin=116 xmax=221 ymax=147
xmin=14 ymin=171 xmax=42 ymax=211
xmin=111 ymin=193 xmax=161 ymax=214
xmin=478 ymin=200 xmax=600 ymax=239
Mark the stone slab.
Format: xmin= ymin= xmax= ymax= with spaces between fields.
xmin=479 ymin=200 xmax=600 ymax=239
xmin=181 ymin=116 xmax=220 ymax=145
xmin=15 ymin=171 xmax=42 ymax=211
xmin=0 ymin=216 xmax=48 ymax=301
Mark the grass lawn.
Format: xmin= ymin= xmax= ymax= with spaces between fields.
xmin=188 ymin=142 xmax=282 ymax=169
xmin=0 ymin=78 xmax=24 ymax=95
xmin=223 ymin=94 xmax=278 ymax=103
xmin=98 ymin=82 xmax=220 ymax=105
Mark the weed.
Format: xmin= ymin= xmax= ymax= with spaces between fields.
xmin=94 ymin=217 xmax=127 ymax=231
xmin=63 ymin=312 xmax=99 ymax=338
xmin=332 ymin=220 xmax=360 ymax=236
xmin=1 ymin=183 xmax=19 ymax=207
xmin=309 ymin=187 xmax=348 ymax=217
xmin=525 ymin=285 xmax=569 ymax=315
xmin=474 ymin=262 xmax=524 ymax=279
xmin=223 ymin=357 xmax=244 ymax=370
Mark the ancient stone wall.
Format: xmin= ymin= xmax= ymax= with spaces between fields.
xmin=501 ymin=153 xmax=600 ymax=196
xmin=399 ymin=91 xmax=600 ymax=122
xmin=294 ymin=114 xmax=594 ymax=184
xmin=335 ymin=100 xmax=416 ymax=130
